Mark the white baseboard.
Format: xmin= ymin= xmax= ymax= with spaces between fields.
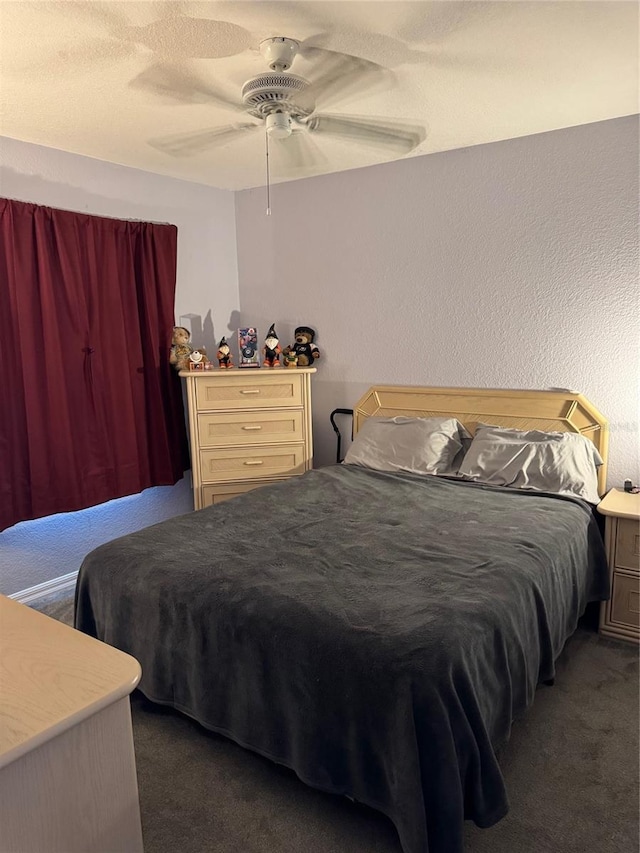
xmin=9 ymin=571 xmax=78 ymax=605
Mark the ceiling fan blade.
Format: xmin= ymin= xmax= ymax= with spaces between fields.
xmin=302 ymin=30 xmax=506 ymax=72
xmin=305 ymin=114 xmax=426 ymax=154
xmin=275 ymin=130 xmax=329 ymax=172
xmin=149 ymin=124 xmax=260 ymax=157
xmin=299 ymin=47 xmax=394 ymax=112
xmin=129 ymin=63 xmax=243 ymax=111
xmin=302 ymin=30 xmax=423 ymax=71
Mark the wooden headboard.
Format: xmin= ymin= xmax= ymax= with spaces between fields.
xmin=352 ymin=385 xmax=609 ymax=495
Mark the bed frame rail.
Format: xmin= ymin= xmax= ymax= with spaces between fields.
xmin=330 ymin=408 xmax=354 ymax=464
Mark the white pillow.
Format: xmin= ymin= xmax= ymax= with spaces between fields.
xmin=343 ymin=416 xmax=470 ymax=476
xmin=458 ymin=424 xmax=603 ymax=504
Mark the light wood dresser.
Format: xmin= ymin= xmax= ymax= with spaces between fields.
xmin=0 ymin=595 xmax=144 ymax=852
xmin=598 ymin=488 xmax=640 ymax=643
xmin=180 ymin=367 xmax=316 ymax=510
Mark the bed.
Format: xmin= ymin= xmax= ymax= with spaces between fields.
xmin=75 ymin=385 xmax=610 ymax=853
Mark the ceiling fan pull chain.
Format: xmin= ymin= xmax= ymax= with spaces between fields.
xmin=265 ymin=130 xmax=271 ymax=216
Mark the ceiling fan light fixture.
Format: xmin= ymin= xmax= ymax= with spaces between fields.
xmin=266 ymin=112 xmax=292 ymax=139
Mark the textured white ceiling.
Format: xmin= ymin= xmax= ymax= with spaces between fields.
xmin=1 ymin=1 xmax=638 ymax=191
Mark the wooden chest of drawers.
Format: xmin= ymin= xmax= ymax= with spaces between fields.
xmin=598 ymin=488 xmax=640 ymax=643
xmin=180 ymin=368 xmax=315 ymax=510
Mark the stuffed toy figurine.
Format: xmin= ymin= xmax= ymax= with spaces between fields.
xmin=170 ymin=326 xmax=193 ymax=371
xmin=263 ymin=324 xmax=282 ymax=368
xmin=187 ymin=347 xmax=211 ymax=370
xmin=284 ymin=326 xmax=320 ymax=367
xmin=217 ymin=337 xmax=233 ymax=369
xmin=283 ymin=350 xmax=298 ymax=368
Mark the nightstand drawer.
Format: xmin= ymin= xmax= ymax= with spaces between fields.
xmin=195 ymin=373 xmax=302 ymax=410
xmin=197 ymin=410 xmax=303 ymax=447
xmin=610 ymin=572 xmax=640 ymax=628
xmin=200 ymin=444 xmax=306 ymax=482
xmin=614 ymin=518 xmax=640 ymax=572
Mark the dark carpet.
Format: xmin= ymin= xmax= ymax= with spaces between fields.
xmin=30 ymin=594 xmax=638 ymax=853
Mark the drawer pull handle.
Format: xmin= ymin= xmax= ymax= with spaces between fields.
xmin=242 ymin=425 xmax=262 ymax=431
xmin=244 ymin=460 xmax=264 ymax=466
xmin=241 ymin=389 xmax=260 ymax=395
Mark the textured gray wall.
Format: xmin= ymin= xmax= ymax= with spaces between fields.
xmin=235 ymin=116 xmax=639 ymax=484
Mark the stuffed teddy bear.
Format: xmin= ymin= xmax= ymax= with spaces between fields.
xmin=170 ymin=326 xmax=193 ymax=371
xmin=284 ymin=326 xmax=320 ymax=367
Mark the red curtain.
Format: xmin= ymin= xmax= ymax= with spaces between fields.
xmin=0 ymin=198 xmax=189 ymax=532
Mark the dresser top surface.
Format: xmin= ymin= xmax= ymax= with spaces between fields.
xmin=0 ymin=595 xmax=141 ymax=768
xmin=179 ymin=367 xmax=316 ymax=378
xmin=597 ymin=488 xmax=640 ymax=520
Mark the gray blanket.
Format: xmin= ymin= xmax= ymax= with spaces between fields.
xmin=75 ymin=465 xmax=609 ymax=853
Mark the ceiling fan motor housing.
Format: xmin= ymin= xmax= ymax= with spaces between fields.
xmin=242 ymin=72 xmax=312 ymax=119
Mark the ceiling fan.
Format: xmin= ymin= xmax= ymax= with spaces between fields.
xmin=136 ymin=37 xmax=427 ymax=172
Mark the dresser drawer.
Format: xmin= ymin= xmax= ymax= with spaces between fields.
xmin=201 ymin=480 xmax=284 ymax=508
xmin=200 ymin=444 xmax=306 ymax=482
xmin=614 ymin=518 xmax=640 ymax=572
xmin=195 ymin=373 xmax=302 ymax=411
xmin=197 ymin=410 xmax=303 ymax=448
xmin=610 ymin=572 xmax=640 ymax=628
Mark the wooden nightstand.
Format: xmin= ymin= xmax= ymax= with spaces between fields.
xmin=598 ymin=488 xmax=640 ymax=643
